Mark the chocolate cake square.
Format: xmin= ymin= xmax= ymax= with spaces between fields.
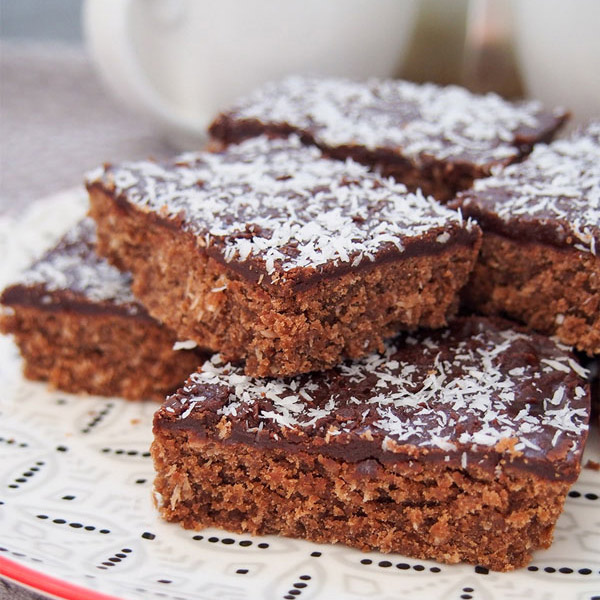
xmin=450 ymin=121 xmax=600 ymax=355
xmin=0 ymin=219 xmax=204 ymax=400
xmin=152 ymin=317 xmax=590 ymax=571
xmin=87 ymin=135 xmax=481 ymax=377
xmin=208 ymin=76 xmax=567 ymax=201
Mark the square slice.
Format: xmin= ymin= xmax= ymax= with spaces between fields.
xmin=152 ymin=316 xmax=590 ymax=571
xmin=450 ymin=121 xmax=600 ymax=355
xmin=1 ymin=219 xmax=204 ymax=400
xmin=87 ymin=135 xmax=481 ymax=377
xmin=209 ymin=76 xmax=567 ymax=201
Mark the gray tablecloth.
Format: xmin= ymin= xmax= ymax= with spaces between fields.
xmin=0 ymin=41 xmax=175 ymax=216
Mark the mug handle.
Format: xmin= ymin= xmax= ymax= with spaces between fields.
xmin=83 ymin=0 xmax=207 ymax=138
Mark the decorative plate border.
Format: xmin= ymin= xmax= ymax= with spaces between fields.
xmin=0 ymin=556 xmax=121 ymax=600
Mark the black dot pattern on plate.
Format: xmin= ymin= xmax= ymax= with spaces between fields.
xmin=568 ymin=489 xmax=599 ymax=501
xmin=460 ymin=586 xmax=475 ymax=600
xmin=131 ymin=586 xmax=193 ymax=600
xmin=0 ymin=545 xmax=44 ymax=565
xmin=81 ymin=402 xmax=114 ymax=434
xmin=96 ymin=547 xmax=132 ymax=570
xmin=359 ymin=557 xmax=442 ymax=573
xmin=190 ymin=533 xmax=269 ymax=549
xmin=474 ymin=566 xmax=489 ymax=575
xmin=36 ymin=513 xmax=110 ymax=534
xmin=142 ymin=531 xmax=156 ymax=540
xmin=282 ymin=574 xmax=312 ymax=599
xmin=0 ymin=435 xmax=28 ymax=448
xmin=526 ymin=564 xmax=600 ymax=576
xmin=7 ymin=461 xmax=45 ymax=489
xmin=100 ymin=447 xmax=151 ymax=458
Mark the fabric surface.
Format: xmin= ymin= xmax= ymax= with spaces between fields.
xmin=0 ymin=578 xmax=47 ymax=600
xmin=0 ymin=41 xmax=175 ymax=216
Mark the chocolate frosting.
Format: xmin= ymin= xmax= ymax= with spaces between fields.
xmin=209 ymin=75 xmax=567 ymax=167
xmin=450 ymin=121 xmax=600 ymax=255
xmin=86 ymin=135 xmax=480 ymax=291
xmin=156 ymin=317 xmax=590 ymax=482
xmin=1 ymin=218 xmax=153 ymax=320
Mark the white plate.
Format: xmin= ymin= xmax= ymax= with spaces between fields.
xmin=1 ymin=190 xmax=599 ymax=600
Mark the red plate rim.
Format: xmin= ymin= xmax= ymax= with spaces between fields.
xmin=0 ymin=555 xmax=122 ymax=600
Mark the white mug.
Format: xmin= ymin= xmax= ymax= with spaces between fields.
xmin=84 ymin=0 xmax=418 ymax=147
xmin=510 ymin=0 xmax=600 ymax=126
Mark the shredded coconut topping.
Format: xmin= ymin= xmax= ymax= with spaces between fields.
xmin=219 ymin=75 xmax=557 ymax=164
xmin=88 ymin=136 xmax=473 ymax=281
xmin=172 ymin=319 xmax=588 ymax=465
xmin=460 ymin=121 xmax=600 ymax=254
xmin=8 ymin=218 xmax=140 ymax=309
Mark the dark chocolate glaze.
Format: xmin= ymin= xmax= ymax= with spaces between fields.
xmin=450 ymin=122 xmax=600 ymax=254
xmin=1 ymin=218 xmax=154 ymax=321
xmin=156 ymin=317 xmax=590 ymax=482
xmin=209 ymin=115 xmax=563 ymax=176
xmin=87 ymin=135 xmax=481 ymax=293
xmin=208 ymin=76 xmax=567 ymax=169
xmin=98 ymin=186 xmax=480 ymax=293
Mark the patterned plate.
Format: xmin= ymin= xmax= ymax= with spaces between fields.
xmin=1 ymin=190 xmax=599 ymax=600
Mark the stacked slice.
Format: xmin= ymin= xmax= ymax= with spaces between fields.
xmin=86 ymin=135 xmax=482 ymax=377
xmin=450 ymin=121 xmax=600 ymax=355
xmin=0 ymin=218 xmax=204 ymax=400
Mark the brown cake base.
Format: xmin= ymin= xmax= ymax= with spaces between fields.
xmin=1 ymin=306 xmax=201 ymax=401
xmin=464 ymin=233 xmax=600 ymax=355
xmin=152 ymin=431 xmax=570 ymax=572
xmin=89 ymin=187 xmax=479 ymax=377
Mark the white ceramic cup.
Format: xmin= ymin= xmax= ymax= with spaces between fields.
xmin=84 ymin=0 xmax=418 ymax=146
xmin=510 ymin=0 xmax=600 ymax=126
